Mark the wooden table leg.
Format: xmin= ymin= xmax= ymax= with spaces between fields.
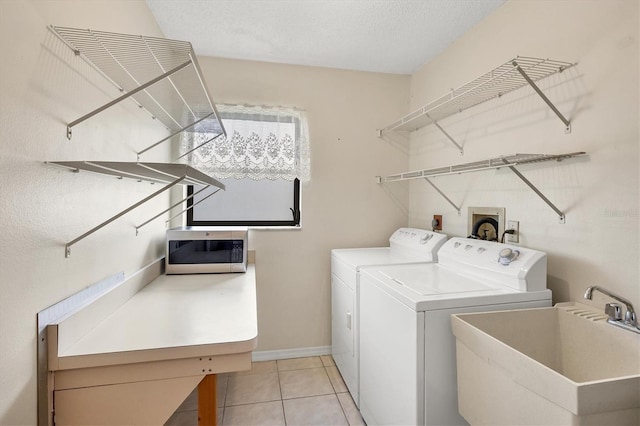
xmin=198 ymin=374 xmax=217 ymax=426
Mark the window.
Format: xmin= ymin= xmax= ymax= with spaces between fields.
xmin=183 ymin=104 xmax=309 ymax=227
xmin=186 ymin=178 xmax=300 ymax=226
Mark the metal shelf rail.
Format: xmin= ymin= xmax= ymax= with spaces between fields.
xmin=378 ymin=57 xmax=576 ymax=152
xmin=376 ymin=152 xmax=587 ymax=223
xmin=48 ymin=161 xmax=225 ymax=257
xmin=50 ymin=26 xmax=225 ymax=159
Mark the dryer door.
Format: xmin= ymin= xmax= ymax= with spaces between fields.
xmin=331 ymin=273 xmax=358 ymax=404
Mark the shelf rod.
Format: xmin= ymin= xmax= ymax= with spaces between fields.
xmin=429 ymin=114 xmax=463 ymax=154
xmin=143 ymin=38 xmax=198 ymax=127
xmin=512 ymin=60 xmax=571 ymax=133
xmin=174 ymin=132 xmax=223 ymax=161
xmin=49 ymin=26 xmax=134 ymax=97
xmin=164 ymin=187 xmax=223 ymax=225
xmin=136 ymin=184 xmax=211 ymax=233
xmin=423 ymin=177 xmax=461 ymax=215
xmin=65 ymin=176 xmax=186 ymax=257
xmin=82 ymin=161 xmax=167 ymax=183
xmin=66 ymin=59 xmax=193 ymax=139
xmin=136 ymin=113 xmax=216 ymax=160
xmin=190 ymin=50 xmax=227 ymax=138
xmin=91 ymin=28 xmax=185 ymax=132
xmin=504 ymin=163 xmax=566 ymax=223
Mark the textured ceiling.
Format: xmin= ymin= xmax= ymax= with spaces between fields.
xmin=146 ymin=0 xmax=505 ymax=75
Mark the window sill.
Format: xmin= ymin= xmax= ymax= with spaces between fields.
xmin=249 ymin=225 xmax=302 ymax=231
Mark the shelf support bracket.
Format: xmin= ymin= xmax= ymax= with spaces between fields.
xmin=164 ymin=187 xmax=223 ymax=226
xmin=136 ymin=112 xmax=215 ymax=160
xmin=512 ymin=60 xmax=572 ymax=133
xmin=504 ymin=163 xmax=566 ymax=224
xmin=65 ymin=176 xmax=186 ymax=257
xmin=135 ymin=185 xmax=222 ymax=233
xmin=423 ymin=177 xmax=461 ymax=215
xmin=428 ymin=114 xmax=464 ymax=154
xmin=66 ymin=60 xmax=193 ymax=139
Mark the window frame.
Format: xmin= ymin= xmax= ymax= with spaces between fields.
xmin=185 ymin=178 xmax=301 ymax=227
xmin=184 ymin=104 xmax=306 ymax=228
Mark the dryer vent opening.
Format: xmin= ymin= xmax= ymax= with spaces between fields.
xmin=468 ymin=207 xmax=505 ymax=242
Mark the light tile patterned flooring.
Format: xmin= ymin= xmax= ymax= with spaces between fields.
xmin=165 ymin=355 xmax=366 ymax=426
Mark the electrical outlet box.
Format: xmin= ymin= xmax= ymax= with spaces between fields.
xmin=433 ymin=215 xmax=442 ymax=231
xmin=507 ymin=220 xmax=519 ymax=243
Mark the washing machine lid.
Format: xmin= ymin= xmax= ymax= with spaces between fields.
xmin=332 ymin=247 xmax=433 ymax=270
xmin=379 ymin=264 xmax=497 ymax=295
xmin=362 ymin=263 xmax=552 ymax=311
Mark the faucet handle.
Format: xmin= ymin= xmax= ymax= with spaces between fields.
xmin=624 ymin=310 xmax=637 ymax=326
xmin=605 ymin=303 xmax=622 ymax=321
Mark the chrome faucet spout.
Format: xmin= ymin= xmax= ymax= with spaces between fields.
xmin=584 ymin=285 xmax=637 ymax=328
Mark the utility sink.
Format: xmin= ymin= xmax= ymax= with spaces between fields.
xmin=451 ymin=302 xmax=640 ymax=425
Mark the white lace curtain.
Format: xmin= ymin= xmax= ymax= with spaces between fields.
xmin=183 ymin=104 xmax=310 ymax=182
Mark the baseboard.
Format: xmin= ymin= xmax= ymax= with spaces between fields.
xmin=252 ymin=346 xmax=332 ymax=362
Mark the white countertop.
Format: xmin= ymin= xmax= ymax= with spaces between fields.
xmin=55 ymin=265 xmax=257 ymax=370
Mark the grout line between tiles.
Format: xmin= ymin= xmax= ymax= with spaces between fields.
xmin=336 ymin=396 xmax=349 ymax=426
xmin=219 ymin=374 xmax=229 ymax=424
xmin=325 ymin=365 xmax=337 ymax=393
xmin=327 ymin=366 xmax=352 ymax=425
xmin=276 ymin=361 xmax=287 ymax=426
xmin=280 ymin=392 xmax=336 ymax=402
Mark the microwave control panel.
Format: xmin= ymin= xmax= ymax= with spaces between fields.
xmin=231 ymin=240 xmax=244 ymax=263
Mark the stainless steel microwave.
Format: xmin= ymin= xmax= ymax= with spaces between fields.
xmin=165 ymin=227 xmax=248 ymax=274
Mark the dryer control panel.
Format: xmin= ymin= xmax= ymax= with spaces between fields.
xmin=438 ymin=237 xmax=547 ymax=292
xmin=389 ymin=228 xmax=448 ymax=261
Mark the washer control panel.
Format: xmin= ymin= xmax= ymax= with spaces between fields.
xmin=439 ymin=237 xmax=547 ymax=291
xmin=498 ymin=248 xmax=520 ymax=265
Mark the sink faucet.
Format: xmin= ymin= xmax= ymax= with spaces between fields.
xmin=584 ymin=286 xmax=639 ymax=332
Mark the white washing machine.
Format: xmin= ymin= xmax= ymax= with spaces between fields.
xmin=331 ymin=228 xmax=447 ymax=407
xmin=358 ymin=237 xmax=553 ymax=426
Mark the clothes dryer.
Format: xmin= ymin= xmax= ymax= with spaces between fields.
xmin=359 ymin=237 xmax=552 ymax=425
xmin=331 ymin=228 xmax=447 ymax=407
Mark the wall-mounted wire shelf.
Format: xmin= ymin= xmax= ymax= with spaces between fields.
xmin=50 ymin=26 xmax=225 ymax=159
xmin=376 ymin=152 xmax=586 ymax=223
xmin=48 ymin=27 xmax=230 ymax=257
xmin=377 ymin=56 xmax=576 ymax=152
xmin=48 ymin=161 xmax=225 ymax=257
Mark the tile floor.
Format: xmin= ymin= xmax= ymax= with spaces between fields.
xmin=165 ymin=355 xmax=366 ymax=426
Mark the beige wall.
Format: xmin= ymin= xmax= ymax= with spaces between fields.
xmin=197 ymin=56 xmax=410 ymax=351
xmin=405 ymin=0 xmax=639 ymax=308
xmin=0 ymin=1 xmax=410 ymax=423
xmin=0 ymin=1 xmax=171 ymax=424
